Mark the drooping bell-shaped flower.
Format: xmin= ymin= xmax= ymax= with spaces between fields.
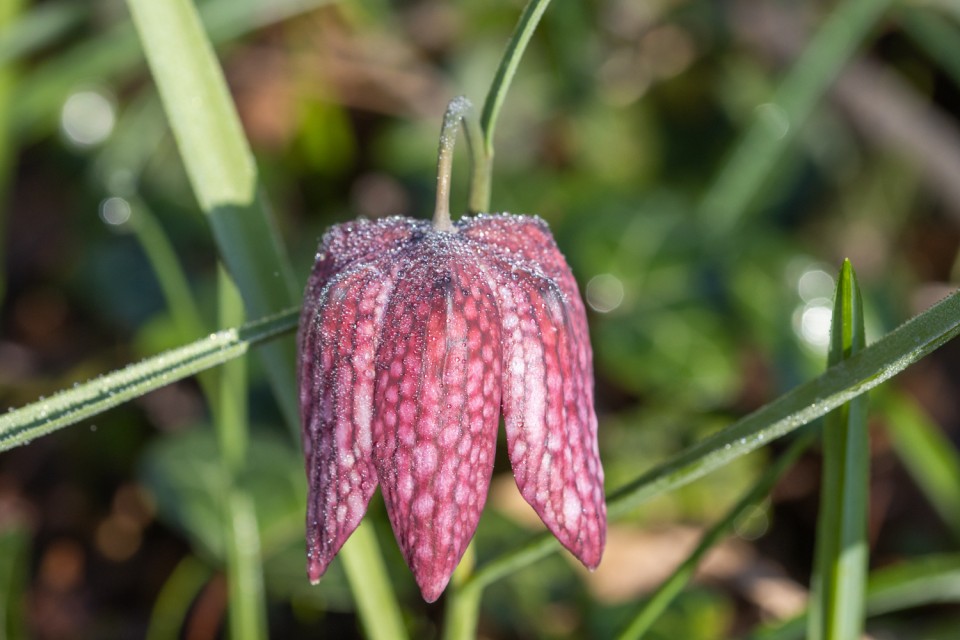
xmin=297 ymin=99 xmax=605 ymax=602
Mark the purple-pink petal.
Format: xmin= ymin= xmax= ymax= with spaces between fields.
xmin=372 ymin=245 xmax=502 ymax=602
xmin=299 ymin=212 xmax=606 ymax=600
xmin=487 ymin=259 xmax=606 ymax=569
xmin=298 ymin=264 xmax=390 ymax=583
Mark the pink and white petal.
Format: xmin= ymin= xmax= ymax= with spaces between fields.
xmin=496 ymin=266 xmax=606 ymax=569
xmin=304 ymin=217 xmax=428 ymax=303
xmin=299 ymin=264 xmax=392 ymax=583
xmin=461 ymin=214 xmax=593 ymax=386
xmin=460 ymin=213 xmax=580 ymax=301
xmin=372 ymin=255 xmax=502 ymax=602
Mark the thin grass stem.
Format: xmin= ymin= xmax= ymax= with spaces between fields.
xmin=618 ymin=429 xmax=817 ymax=640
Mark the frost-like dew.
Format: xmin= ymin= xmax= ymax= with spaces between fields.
xmin=297 ymin=213 xmax=605 ymax=602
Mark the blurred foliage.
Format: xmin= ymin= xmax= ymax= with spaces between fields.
xmin=2 ymin=0 xmax=960 ymax=638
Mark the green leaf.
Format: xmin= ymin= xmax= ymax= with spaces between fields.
xmin=464 ymin=287 xmax=960 ymax=591
xmin=748 ymin=554 xmax=960 ymax=640
xmin=0 ymin=308 xmax=298 ymax=453
xmin=698 ymin=0 xmax=893 ymax=236
xmin=617 ymin=429 xmax=816 ymax=640
xmin=0 ymin=519 xmax=29 ymax=640
xmin=809 ymin=259 xmax=869 ymax=640
xmin=881 ymin=391 xmax=960 ymax=541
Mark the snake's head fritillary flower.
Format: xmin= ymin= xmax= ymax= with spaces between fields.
xmin=297 ymin=98 xmax=605 ymax=602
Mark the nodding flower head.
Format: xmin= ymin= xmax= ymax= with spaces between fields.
xmin=297 ymin=212 xmax=606 ymax=602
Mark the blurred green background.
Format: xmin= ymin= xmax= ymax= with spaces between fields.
xmin=2 ymin=0 xmax=960 ymax=637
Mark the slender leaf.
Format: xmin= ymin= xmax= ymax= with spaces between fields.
xmin=748 ymin=554 xmax=960 ymax=640
xmin=0 ymin=0 xmax=84 ymax=65
xmin=809 ymin=259 xmax=869 ymax=640
xmin=470 ymin=0 xmax=553 ymax=212
xmin=125 ymin=0 xmax=300 ymax=430
xmin=464 ymin=288 xmax=960 ymax=591
xmin=618 ymin=429 xmax=817 ymax=640
xmin=881 ymin=391 xmax=960 ymax=541
xmin=698 ymin=0 xmax=893 ymax=236
xmin=145 ymin=556 xmax=212 ymax=640
xmin=0 ymin=308 xmax=299 ymax=452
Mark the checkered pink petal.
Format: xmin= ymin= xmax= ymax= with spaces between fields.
xmin=297 ymin=213 xmax=605 ymax=602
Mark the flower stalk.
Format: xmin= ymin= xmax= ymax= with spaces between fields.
xmin=433 ymin=96 xmax=473 ymax=230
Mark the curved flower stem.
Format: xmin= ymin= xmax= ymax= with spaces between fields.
xmin=433 ymin=96 xmax=473 ymax=231
xmin=468 ymin=0 xmax=554 ymax=213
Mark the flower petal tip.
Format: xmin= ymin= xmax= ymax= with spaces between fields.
xmin=417 ymin=578 xmax=448 ymax=604
xmin=307 ymin=551 xmax=328 ymax=585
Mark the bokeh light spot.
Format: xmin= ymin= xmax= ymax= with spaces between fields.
xmin=99 ymin=196 xmax=131 ymax=227
xmin=61 ymin=89 xmax=116 ymax=147
xmin=586 ymin=274 xmax=625 ymax=313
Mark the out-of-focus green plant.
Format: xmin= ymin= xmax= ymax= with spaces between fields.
xmin=4 ymin=0 xmax=960 ymax=637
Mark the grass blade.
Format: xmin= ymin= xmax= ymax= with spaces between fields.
xmin=125 ymin=0 xmax=300 ymax=429
xmin=464 ymin=287 xmax=960 ymax=591
xmin=809 ymin=260 xmax=869 ymax=640
xmin=470 ymin=0 xmax=553 ymax=212
xmin=145 ymin=555 xmax=212 ymax=640
xmin=0 ymin=308 xmax=298 ymax=453
xmin=881 ymin=391 xmax=960 ymax=541
xmin=748 ymin=554 xmax=960 ymax=640
xmin=698 ymin=0 xmax=892 ymax=236
xmin=618 ymin=429 xmax=817 ymax=640
xmin=13 ymin=0 xmax=332 ymax=141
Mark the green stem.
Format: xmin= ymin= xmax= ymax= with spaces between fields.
xmin=472 ymin=0 xmax=554 ymax=212
xmin=442 ymin=583 xmax=483 ymax=640
xmin=215 ymin=267 xmax=247 ymax=473
xmin=433 ymin=96 xmax=473 ymax=231
xmin=441 ymin=542 xmax=479 ymax=640
xmin=145 ymin=555 xmax=212 ymax=640
xmin=618 ymin=429 xmax=816 ymax=640
xmin=213 ymin=268 xmax=266 ymax=639
xmin=224 ymin=490 xmax=268 ymax=640
xmin=339 ymin=521 xmax=409 ymax=640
